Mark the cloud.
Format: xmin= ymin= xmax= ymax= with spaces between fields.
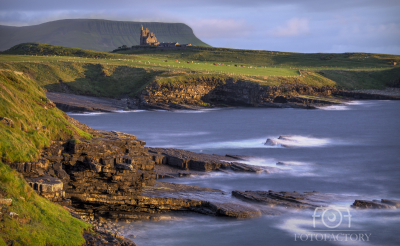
xmin=188 ymin=19 xmax=251 ymax=39
xmin=271 ymin=17 xmax=310 ymax=37
xmin=0 ymin=0 xmax=398 ymax=54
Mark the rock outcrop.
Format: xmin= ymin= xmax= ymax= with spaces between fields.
xmin=352 ymin=199 xmax=398 ymax=209
xmin=140 ymin=78 xmax=400 ymax=110
xmin=148 ymin=147 xmax=269 ymax=175
xmin=7 ymin=131 xmax=271 ymax=221
xmin=141 ymin=80 xmax=336 ymax=110
xmin=7 ymin=130 xmax=157 ymax=220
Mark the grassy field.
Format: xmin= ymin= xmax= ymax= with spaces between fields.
xmin=117 ymin=46 xmax=400 ymax=69
xmin=0 ymin=43 xmax=399 ymax=98
xmin=0 ymin=70 xmax=92 ymax=245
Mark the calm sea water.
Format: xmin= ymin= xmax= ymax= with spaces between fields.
xmin=70 ymin=101 xmax=400 ymax=246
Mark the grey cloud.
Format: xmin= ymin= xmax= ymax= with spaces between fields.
xmin=0 ymin=0 xmax=399 ymax=54
xmin=2 ymin=0 xmax=399 ymax=11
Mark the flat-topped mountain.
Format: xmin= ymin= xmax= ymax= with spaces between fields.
xmin=0 ymin=19 xmax=210 ymax=52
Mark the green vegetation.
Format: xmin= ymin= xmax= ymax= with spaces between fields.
xmin=0 ymin=70 xmax=91 ymax=162
xmin=117 ymin=46 xmax=400 ymax=69
xmin=1 ymin=43 xmax=399 ymax=98
xmin=0 ymin=70 xmax=91 ymax=245
xmin=319 ymin=68 xmax=400 ymax=89
xmin=0 ymin=19 xmax=209 ymax=52
xmin=2 ymin=43 xmax=123 ymax=58
xmin=0 ymin=60 xmax=157 ymax=98
xmin=0 ymin=161 xmax=90 ymax=245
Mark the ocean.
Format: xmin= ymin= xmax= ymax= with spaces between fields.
xmin=70 ymin=100 xmax=400 ymax=246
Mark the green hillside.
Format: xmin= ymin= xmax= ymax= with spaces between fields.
xmin=1 ymin=43 xmax=399 ymax=98
xmin=0 ymin=70 xmax=91 ymax=245
xmin=0 ymin=19 xmax=210 ymax=52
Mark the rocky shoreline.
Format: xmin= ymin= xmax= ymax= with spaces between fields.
xmin=46 ymin=81 xmax=400 ymax=113
xmin=5 ymin=109 xmax=400 ymax=245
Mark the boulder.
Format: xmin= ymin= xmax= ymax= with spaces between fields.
xmin=265 ymin=138 xmax=279 ymax=146
xmin=115 ymin=163 xmax=134 ymax=171
xmin=352 ymin=200 xmax=396 ymax=209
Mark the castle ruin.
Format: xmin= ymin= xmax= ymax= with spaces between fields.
xmin=140 ymin=25 xmax=159 ymax=46
xmin=115 ymin=26 xmax=193 ymax=51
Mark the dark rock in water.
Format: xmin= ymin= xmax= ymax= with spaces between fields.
xmin=230 ymin=162 xmax=265 ymax=173
xmin=232 ymin=190 xmax=325 ymax=209
xmin=265 ymin=138 xmax=279 ymax=146
xmin=352 ymin=200 xmax=396 ymax=209
xmin=276 ymin=161 xmax=290 ymax=166
xmin=265 ymin=136 xmax=295 ymax=147
xmin=148 ymin=147 xmax=268 ymax=174
xmin=381 ymin=199 xmax=400 ymax=208
xmin=208 ymin=202 xmax=262 ymax=218
xmin=225 ymin=154 xmax=250 ymax=160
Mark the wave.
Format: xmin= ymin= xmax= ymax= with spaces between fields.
xmin=67 ymin=109 xmax=145 ymax=116
xmin=264 ymin=135 xmax=333 ymax=148
xmin=183 ymin=135 xmax=344 ymax=150
xmin=67 ymin=112 xmax=109 ymax=116
xmin=345 ymin=101 xmax=365 ymax=105
xmin=317 ymin=105 xmax=351 ymax=110
xmin=173 ymin=108 xmax=223 ymax=113
xmin=185 ymin=138 xmax=274 ymax=150
xmin=112 ymin=110 xmax=146 ymax=113
xmin=318 ymin=101 xmax=377 ymax=110
xmin=148 ymin=132 xmax=210 ymax=138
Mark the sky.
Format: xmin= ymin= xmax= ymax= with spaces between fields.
xmin=1 ymin=0 xmax=400 ymax=54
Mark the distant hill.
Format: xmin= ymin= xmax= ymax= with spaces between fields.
xmin=0 ymin=19 xmax=210 ymax=52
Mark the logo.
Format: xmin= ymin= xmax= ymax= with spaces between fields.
xmin=312 ymin=206 xmax=351 ymax=229
xmin=294 ymin=206 xmax=372 ymax=242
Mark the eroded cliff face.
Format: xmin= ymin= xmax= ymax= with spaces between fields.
xmin=140 ymin=78 xmax=339 ymax=109
xmin=8 ymin=130 xmax=162 ymax=220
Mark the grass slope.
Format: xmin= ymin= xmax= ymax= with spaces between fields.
xmin=0 ymin=70 xmax=91 ymax=245
xmin=0 ymin=19 xmax=210 ymax=52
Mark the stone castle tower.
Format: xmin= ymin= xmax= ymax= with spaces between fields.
xmin=140 ymin=25 xmax=159 ymax=46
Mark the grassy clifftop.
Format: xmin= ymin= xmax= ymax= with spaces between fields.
xmin=1 ymin=43 xmax=399 ymax=100
xmin=0 ymin=19 xmax=210 ymax=52
xmin=0 ymin=70 xmax=91 ymax=245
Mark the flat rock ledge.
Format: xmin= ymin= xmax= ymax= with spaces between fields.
xmin=232 ymin=190 xmax=327 ymax=209
xmin=148 ymin=147 xmax=268 ymax=176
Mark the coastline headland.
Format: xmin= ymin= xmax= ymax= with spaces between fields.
xmin=1 ymin=42 xmax=400 ymax=245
